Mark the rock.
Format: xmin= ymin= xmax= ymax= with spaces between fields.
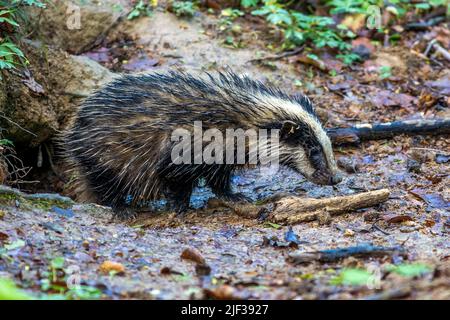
xmin=0 ymin=41 xmax=116 ymax=146
xmin=28 ymin=0 xmax=130 ymax=54
xmin=65 ymin=55 xmax=117 ymax=98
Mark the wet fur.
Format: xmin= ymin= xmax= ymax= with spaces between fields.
xmin=64 ymin=71 xmax=338 ymax=217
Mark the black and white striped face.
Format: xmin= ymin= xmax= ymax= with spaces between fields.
xmin=279 ymin=119 xmax=342 ymax=185
xmin=256 ymin=93 xmax=342 ymax=186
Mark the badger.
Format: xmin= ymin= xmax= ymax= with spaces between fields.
xmin=64 ymin=71 xmax=342 ymax=217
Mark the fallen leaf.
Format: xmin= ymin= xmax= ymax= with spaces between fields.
xmin=410 ymin=189 xmax=450 ymax=209
xmin=180 ymin=247 xmax=206 ymax=265
xmin=203 ymin=285 xmax=241 ymax=300
xmin=160 ymin=266 xmax=183 ymax=276
xmin=382 ymin=214 xmax=414 ymax=224
xmin=0 ymin=278 xmax=33 ymax=300
xmin=0 ymin=231 xmax=8 ymax=241
xmin=372 ymin=90 xmax=416 ymax=109
xmin=295 ymin=54 xmax=327 ymax=71
xmin=4 ymin=239 xmax=25 ymax=251
xmin=425 ymin=76 xmax=450 ymax=96
xmin=435 ymin=153 xmax=450 ymax=164
xmin=99 ymin=261 xmax=125 ymax=274
xmin=263 ymin=222 xmax=282 ymax=229
xmin=385 ymin=263 xmax=432 ymax=277
xmin=122 ymin=55 xmax=159 ymax=72
xmin=330 ymin=268 xmax=373 ymax=286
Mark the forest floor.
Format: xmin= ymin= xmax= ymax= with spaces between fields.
xmin=0 ymin=7 xmax=449 ymax=299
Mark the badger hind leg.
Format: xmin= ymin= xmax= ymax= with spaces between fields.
xmin=109 ymin=205 xmax=137 ymax=220
xmin=165 ymin=181 xmax=194 ymax=215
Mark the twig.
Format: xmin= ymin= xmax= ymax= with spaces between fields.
xmin=288 ymin=244 xmax=405 ymax=264
xmin=327 ymin=119 xmax=450 ymax=146
xmin=361 ymin=287 xmax=412 ymax=300
xmin=372 ymin=222 xmax=390 ymax=235
xmin=0 ymin=114 xmax=37 ymax=137
xmin=248 ymin=46 xmax=304 ymax=63
xmin=432 ymin=43 xmax=450 ymax=62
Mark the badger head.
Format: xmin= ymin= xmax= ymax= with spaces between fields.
xmin=278 ymin=118 xmax=342 ymax=185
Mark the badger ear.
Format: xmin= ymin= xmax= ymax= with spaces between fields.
xmin=280 ymin=120 xmax=298 ymax=139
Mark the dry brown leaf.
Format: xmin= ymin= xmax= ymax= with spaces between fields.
xmin=99 ymin=261 xmax=125 ymax=274
xmin=180 ymin=247 xmax=206 ymax=265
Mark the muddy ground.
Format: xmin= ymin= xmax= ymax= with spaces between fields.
xmin=0 ymin=7 xmax=449 ymax=299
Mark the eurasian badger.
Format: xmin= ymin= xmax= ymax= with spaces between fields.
xmin=64 ymin=71 xmax=342 ymax=217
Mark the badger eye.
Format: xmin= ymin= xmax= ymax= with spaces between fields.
xmin=309 ymin=148 xmax=324 ymax=166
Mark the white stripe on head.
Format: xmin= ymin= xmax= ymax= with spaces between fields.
xmin=253 ymin=94 xmax=337 ymax=172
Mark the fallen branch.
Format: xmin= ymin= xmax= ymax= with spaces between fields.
xmin=327 ymin=119 xmax=450 ymax=146
xmin=268 ymin=189 xmax=390 ymax=224
xmin=288 ymin=244 xmax=405 ymax=264
xmin=225 ymin=189 xmax=390 ymax=225
xmin=247 ymin=46 xmax=304 ymax=63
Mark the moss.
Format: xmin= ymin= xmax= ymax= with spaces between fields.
xmin=0 ymin=186 xmax=74 ymax=211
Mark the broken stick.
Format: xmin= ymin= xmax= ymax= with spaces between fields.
xmin=227 ymin=189 xmax=390 ymax=225
xmin=288 ymin=244 xmax=405 ymax=264
xmin=327 ymin=119 xmax=450 ymax=146
xmin=268 ymin=189 xmax=390 ymax=224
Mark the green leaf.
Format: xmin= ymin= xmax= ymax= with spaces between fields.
xmin=0 ymin=139 xmax=13 ymax=146
xmin=0 ymin=278 xmax=34 ymax=300
xmin=385 ymin=263 xmax=432 ymax=277
xmin=241 ymin=0 xmax=259 ymax=7
xmin=267 ymin=10 xmax=292 ymax=25
xmin=4 ymin=239 xmax=25 ymax=251
xmin=50 ymin=257 xmax=65 ymax=270
xmin=0 ymin=17 xmax=19 ymax=27
xmin=263 ymin=222 xmax=282 ymax=229
xmin=415 ymin=3 xmax=431 ymax=10
xmin=330 ymin=268 xmax=373 ymax=286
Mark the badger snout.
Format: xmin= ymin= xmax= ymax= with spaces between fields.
xmin=311 ymin=171 xmax=343 ymax=185
xmin=329 ymin=173 xmax=343 ymax=185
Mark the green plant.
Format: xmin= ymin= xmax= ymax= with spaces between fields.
xmin=237 ymin=0 xmax=449 ymax=66
xmin=249 ymin=0 xmax=358 ymax=63
xmin=0 ymin=0 xmax=45 ymax=72
xmin=171 ymin=1 xmax=197 ymax=17
xmin=0 ymin=41 xmax=27 ymax=70
xmin=378 ymin=65 xmax=392 ymax=79
xmin=241 ymin=0 xmax=260 ymax=7
xmin=326 ymin=0 xmax=383 ymax=14
xmin=0 ymin=278 xmax=34 ymax=300
xmin=0 ymin=138 xmax=13 ymax=146
xmin=127 ymin=0 xmax=156 ymax=20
